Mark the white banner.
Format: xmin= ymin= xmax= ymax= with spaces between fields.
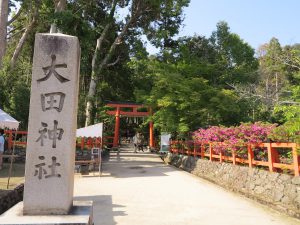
xmin=76 ymin=123 xmax=103 ymax=138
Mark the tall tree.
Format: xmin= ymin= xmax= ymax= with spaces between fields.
xmin=0 ymin=0 xmax=9 ymax=67
xmin=257 ymin=38 xmax=287 ymax=111
xmin=84 ymin=0 xmax=190 ymax=126
xmin=210 ymin=21 xmax=258 ymax=87
xmin=10 ymin=0 xmax=41 ymax=68
xmin=50 ymin=0 xmax=66 ymax=33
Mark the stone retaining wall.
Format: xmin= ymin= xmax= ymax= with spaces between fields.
xmin=0 ymin=184 xmax=24 ymax=215
xmin=164 ymin=153 xmax=300 ymax=218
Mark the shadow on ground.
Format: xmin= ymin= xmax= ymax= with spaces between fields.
xmin=99 ymin=151 xmax=178 ymax=179
xmin=0 ymin=163 xmax=25 ymax=190
xmin=74 ymin=195 xmax=126 ymax=225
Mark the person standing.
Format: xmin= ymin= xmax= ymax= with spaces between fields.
xmin=133 ymin=133 xmax=138 ymax=153
xmin=137 ymin=132 xmax=144 ymax=152
xmin=0 ymin=129 xmax=5 ymax=170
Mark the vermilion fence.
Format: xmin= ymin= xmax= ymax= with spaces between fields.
xmin=4 ymin=130 xmax=114 ymax=150
xmin=4 ymin=130 xmax=28 ymax=150
xmin=170 ymin=140 xmax=300 ymax=176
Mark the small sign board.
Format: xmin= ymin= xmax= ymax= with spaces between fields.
xmin=160 ymin=134 xmax=171 ymax=153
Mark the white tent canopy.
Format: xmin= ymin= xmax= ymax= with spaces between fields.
xmin=76 ymin=123 xmax=103 ymax=138
xmin=0 ymin=108 xmax=20 ymax=130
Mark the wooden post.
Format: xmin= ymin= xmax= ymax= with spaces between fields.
xmin=220 ymin=151 xmax=223 ymax=163
xmin=272 ymin=147 xmax=280 ymax=163
xmin=100 ymin=137 xmax=103 ymax=149
xmin=149 ymin=121 xmax=154 ymax=148
xmin=209 ymin=143 xmax=213 ymax=161
xmin=193 ymin=142 xmax=196 ymax=157
xmin=8 ymin=130 xmax=13 ymax=150
xmin=248 ymin=144 xmax=254 ymax=168
xmin=292 ymin=144 xmax=299 ymax=176
xmin=149 ymin=108 xmax=154 ymax=148
xmin=201 ymin=144 xmax=205 ymax=159
xmin=232 ymin=150 xmax=236 ymax=165
xmin=113 ymin=107 xmax=120 ymax=147
xmin=267 ymin=143 xmax=274 ymax=172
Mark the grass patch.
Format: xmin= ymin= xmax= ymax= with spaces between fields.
xmin=0 ymin=163 xmax=25 ymax=191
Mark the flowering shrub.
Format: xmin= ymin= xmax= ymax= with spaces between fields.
xmin=193 ymin=122 xmax=276 ymax=154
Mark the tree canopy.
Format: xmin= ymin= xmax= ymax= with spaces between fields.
xmin=0 ymin=1 xmax=299 ymax=139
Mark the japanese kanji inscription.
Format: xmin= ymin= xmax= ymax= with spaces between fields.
xmin=23 ymin=33 xmax=80 ymax=215
xmin=41 ymin=92 xmax=66 ymax=112
xmin=34 ymin=156 xmax=61 ymax=180
xmin=37 ymin=54 xmax=70 ymax=83
xmin=36 ymin=120 xmax=64 ymax=148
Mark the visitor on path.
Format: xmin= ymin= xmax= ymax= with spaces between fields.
xmin=137 ymin=132 xmax=144 ymax=152
xmin=133 ymin=133 xmax=138 ymax=153
xmin=0 ymin=129 xmax=5 ymax=170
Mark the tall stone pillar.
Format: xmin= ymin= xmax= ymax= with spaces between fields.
xmin=23 ymin=33 xmax=80 ymax=215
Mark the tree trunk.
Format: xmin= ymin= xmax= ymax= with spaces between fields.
xmin=50 ymin=0 xmax=67 ymax=33
xmin=10 ymin=19 xmax=36 ymax=68
xmin=84 ymin=14 xmax=135 ymax=126
xmin=84 ymin=25 xmax=111 ymax=127
xmin=10 ymin=0 xmax=40 ymax=69
xmin=84 ymin=0 xmax=118 ymax=126
xmin=0 ymin=0 xmax=8 ymax=68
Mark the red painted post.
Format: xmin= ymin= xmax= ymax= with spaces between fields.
xmin=193 ymin=142 xmax=196 ymax=157
xmin=8 ymin=130 xmax=13 ymax=150
xmin=232 ymin=150 xmax=236 ymax=165
xmin=292 ymin=144 xmax=299 ymax=176
xmin=201 ymin=144 xmax=205 ymax=158
xmin=272 ymin=147 xmax=280 ymax=164
xmin=267 ymin=143 xmax=274 ymax=172
xmin=149 ymin=121 xmax=154 ymax=148
xmin=219 ymin=151 xmax=223 ymax=163
xmin=113 ymin=107 xmax=120 ymax=147
xmin=149 ymin=108 xmax=154 ymax=148
xmin=248 ymin=144 xmax=254 ymax=168
xmin=100 ymin=137 xmax=103 ymax=149
xmin=209 ymin=143 xmax=213 ymax=161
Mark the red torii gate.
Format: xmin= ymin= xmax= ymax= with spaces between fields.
xmin=106 ymin=102 xmax=154 ymax=148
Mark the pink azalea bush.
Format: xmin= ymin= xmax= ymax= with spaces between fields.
xmin=193 ymin=122 xmax=276 ymax=154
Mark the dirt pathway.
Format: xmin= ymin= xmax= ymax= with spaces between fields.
xmin=74 ymin=147 xmax=299 ymax=225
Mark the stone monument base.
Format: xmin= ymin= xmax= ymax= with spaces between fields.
xmin=0 ymin=201 xmax=93 ymax=225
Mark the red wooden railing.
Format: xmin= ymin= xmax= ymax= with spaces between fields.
xmin=3 ymin=130 xmax=114 ymax=150
xmin=170 ymin=140 xmax=300 ymax=176
xmin=4 ymin=130 xmax=28 ymax=150
xmin=75 ymin=137 xmax=102 ymax=150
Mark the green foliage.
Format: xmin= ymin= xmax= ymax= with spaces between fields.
xmin=210 ymin=21 xmax=258 ymax=86
xmin=5 ymin=0 xmax=299 ymax=145
xmin=268 ymin=124 xmax=299 ymax=143
xmin=131 ymin=22 xmax=259 ymax=137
